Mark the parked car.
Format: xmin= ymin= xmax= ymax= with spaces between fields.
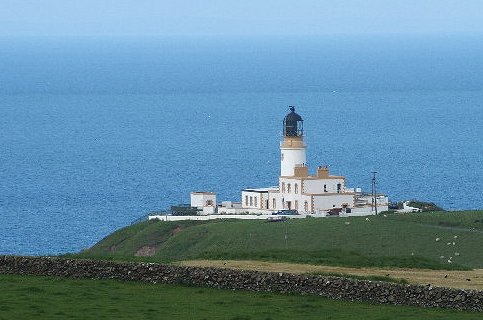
xmin=328 ymin=208 xmax=342 ymax=216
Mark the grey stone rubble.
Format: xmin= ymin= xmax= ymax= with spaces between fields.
xmin=0 ymin=255 xmax=481 ymax=312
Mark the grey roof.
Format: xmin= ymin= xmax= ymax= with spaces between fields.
xmin=284 ymin=106 xmax=303 ymax=122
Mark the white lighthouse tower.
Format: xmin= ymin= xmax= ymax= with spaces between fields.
xmin=280 ymin=106 xmax=306 ymax=176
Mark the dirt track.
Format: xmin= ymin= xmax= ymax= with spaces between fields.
xmin=177 ymin=260 xmax=483 ymax=291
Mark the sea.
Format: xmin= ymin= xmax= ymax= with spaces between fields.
xmin=0 ymin=35 xmax=482 ymax=255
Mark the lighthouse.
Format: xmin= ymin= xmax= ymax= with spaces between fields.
xmin=280 ymin=106 xmax=306 ymax=176
xmin=180 ymin=106 xmax=390 ymax=218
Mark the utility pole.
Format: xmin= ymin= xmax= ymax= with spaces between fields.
xmin=372 ymin=171 xmax=378 ymax=215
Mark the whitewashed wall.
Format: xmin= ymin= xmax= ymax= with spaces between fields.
xmin=312 ymin=194 xmax=355 ymax=211
xmin=190 ymin=193 xmax=216 ymax=208
xmin=303 ymin=178 xmax=345 ymax=194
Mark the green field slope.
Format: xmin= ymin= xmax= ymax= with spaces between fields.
xmin=76 ymin=211 xmax=483 ymax=270
xmin=1 ymin=274 xmax=481 ymax=320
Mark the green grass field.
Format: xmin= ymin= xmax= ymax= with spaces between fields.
xmin=75 ymin=210 xmax=483 ymax=270
xmin=0 ymin=274 xmax=480 ymax=320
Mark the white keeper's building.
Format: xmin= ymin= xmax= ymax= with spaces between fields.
xmin=190 ymin=107 xmax=388 ymax=217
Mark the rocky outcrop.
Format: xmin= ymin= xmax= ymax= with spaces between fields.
xmin=0 ymin=256 xmax=481 ymax=312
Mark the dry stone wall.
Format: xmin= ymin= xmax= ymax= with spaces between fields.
xmin=1 ymin=256 xmax=482 ymax=312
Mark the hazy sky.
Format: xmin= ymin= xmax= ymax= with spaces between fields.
xmin=1 ymin=0 xmax=483 ymax=36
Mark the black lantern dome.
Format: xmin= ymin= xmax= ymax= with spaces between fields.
xmin=283 ymin=106 xmax=303 ymax=137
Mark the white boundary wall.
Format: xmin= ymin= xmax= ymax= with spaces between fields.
xmin=150 ymin=214 xmax=283 ymax=221
xmin=148 ymin=209 xmax=387 ymax=221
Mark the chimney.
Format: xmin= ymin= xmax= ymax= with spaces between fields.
xmin=317 ymin=166 xmax=330 ymax=178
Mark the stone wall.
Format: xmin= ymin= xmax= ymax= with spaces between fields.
xmin=1 ymin=256 xmax=481 ymax=312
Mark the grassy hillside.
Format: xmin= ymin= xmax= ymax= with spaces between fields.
xmin=76 ymin=211 xmax=483 ymax=270
xmin=1 ymin=274 xmax=481 ymax=320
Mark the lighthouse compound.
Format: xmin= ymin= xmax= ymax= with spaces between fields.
xmin=150 ymin=107 xmax=388 ymax=221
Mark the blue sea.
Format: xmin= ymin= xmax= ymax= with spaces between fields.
xmin=0 ymin=35 xmax=482 ymax=255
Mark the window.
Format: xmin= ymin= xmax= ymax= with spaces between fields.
xmin=206 ymin=200 xmax=213 ymax=206
xmin=337 ymin=183 xmax=342 ymax=193
xmin=324 ymin=184 xmax=327 ymax=192
xmin=273 ymin=198 xmax=276 ymax=209
xmin=287 ymin=183 xmax=291 ymax=193
xmin=304 ymin=201 xmax=309 ymax=212
xmin=281 ymin=182 xmax=285 ymax=193
xmin=245 ymin=195 xmax=249 ymax=206
xmin=294 ymin=200 xmax=299 ymax=210
xmin=294 ymin=183 xmax=298 ymax=194
xmin=254 ymin=197 xmax=258 ymax=207
xmin=249 ymin=196 xmax=253 ymax=206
